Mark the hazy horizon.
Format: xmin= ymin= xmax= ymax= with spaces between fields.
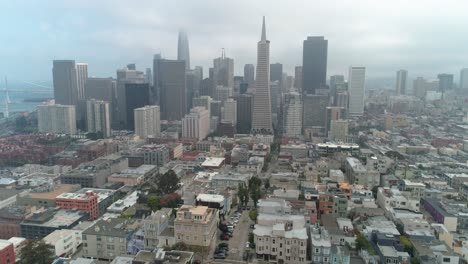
xmin=1 ymin=0 xmax=467 ymax=82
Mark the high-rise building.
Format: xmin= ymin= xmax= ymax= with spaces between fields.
xmin=182 ymin=107 xmax=210 ymax=140
xmin=86 ymin=99 xmax=111 ymax=138
xmin=215 ymin=85 xmax=232 ymax=102
xmin=38 ymin=104 xmax=76 ymax=134
xmin=330 ymin=75 xmax=345 ymax=92
xmin=234 ymin=76 xmax=244 ymax=96
xmin=303 ymin=94 xmax=329 ymax=130
xmin=283 ymin=92 xmax=302 ymax=138
xmin=177 ymin=30 xmax=190 ymax=70
xmin=222 ymin=98 xmax=237 ymax=125
xmin=282 ymin=74 xmax=294 ymax=92
xmin=334 ymin=91 xmax=349 ymax=112
xmin=395 ymin=70 xmax=408 ymax=95
xmin=213 ymin=50 xmax=234 ymax=90
xmin=134 ymin=105 xmax=160 ymax=139
xmin=210 ymin=100 xmax=222 ymax=119
xmin=270 ymin=80 xmax=280 ymax=115
xmin=192 ymin=96 xmax=213 ymax=115
xmin=302 ymin=36 xmax=328 ymax=94
xmin=270 ymin=63 xmax=283 ymax=86
xmin=325 ymin=106 xmax=346 ymax=135
xmin=236 ymin=94 xmax=253 ymax=134
xmin=199 ymin=78 xmax=214 ymax=97
xmin=159 ymin=60 xmax=186 ymax=121
xmin=413 ymin=77 xmax=428 ymax=99
xmin=145 ymin=68 xmax=153 ymax=86
xmin=348 ymin=66 xmax=366 ymax=116
xmin=460 ymin=68 xmax=468 ymax=90
xmin=75 ymin=63 xmax=88 ymax=102
xmin=329 ymin=120 xmax=349 ymax=142
xmin=85 ymin=77 xmax=116 ymax=125
xmin=152 ymin=54 xmax=163 ymax=104
xmin=127 ymin=64 xmax=136 ymax=70
xmin=294 ymin=66 xmax=303 ymax=91
xmin=53 ymin=60 xmax=78 ymax=106
xmin=244 ymin=64 xmax=255 ymax=89
xmin=116 ymin=67 xmax=145 ymax=129
xmin=251 ymin=17 xmax=273 ymax=134
xmin=438 ymin=74 xmax=454 ymax=92
xmin=186 ymin=70 xmax=202 ymax=111
xmin=125 ymin=83 xmax=150 ymax=130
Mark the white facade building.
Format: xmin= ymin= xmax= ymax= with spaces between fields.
xmin=182 ymin=107 xmax=210 ymax=140
xmin=395 ymin=69 xmax=408 ymax=95
xmin=134 ymin=105 xmax=161 ymax=139
xmin=38 ymin=104 xmax=77 ymax=134
xmin=329 ymin=120 xmax=348 ymax=142
xmin=283 ymin=92 xmax=302 ymax=138
xmin=86 ymin=99 xmax=111 ymax=138
xmin=348 ymin=66 xmax=366 ymax=116
xmin=221 ymin=98 xmax=237 ymax=125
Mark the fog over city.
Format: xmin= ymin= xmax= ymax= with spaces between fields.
xmin=1 ymin=0 xmax=467 ymax=81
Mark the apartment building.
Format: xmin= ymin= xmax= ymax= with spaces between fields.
xmin=174 ymin=205 xmax=218 ymax=247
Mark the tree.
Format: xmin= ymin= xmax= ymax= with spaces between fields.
xmin=157 ymin=170 xmax=180 ymax=195
xmin=298 ymin=194 xmax=305 ymax=200
xmin=249 ymin=209 xmax=258 ymax=221
xmin=160 ymin=193 xmax=182 ymax=208
xmin=18 ymin=240 xmax=55 ymax=264
xmin=264 ymin=178 xmax=270 ymax=189
xmin=238 ymin=183 xmax=247 ymax=206
xmin=249 ymin=177 xmax=262 ymax=208
xmin=148 ymin=195 xmax=161 ymax=211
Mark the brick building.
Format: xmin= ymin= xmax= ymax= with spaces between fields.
xmin=55 ymin=191 xmax=99 ymax=220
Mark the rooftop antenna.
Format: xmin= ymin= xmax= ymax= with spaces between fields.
xmin=4 ymin=77 xmax=9 ymax=119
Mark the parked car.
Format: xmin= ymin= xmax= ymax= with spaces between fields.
xmin=224 ymin=231 xmax=233 ymax=237
xmin=250 ymin=224 xmax=255 ymax=229
xmin=220 ymin=234 xmax=229 ymax=240
xmin=227 ymin=226 xmax=234 ymax=232
xmin=214 ymin=253 xmax=226 ymax=259
xmin=218 ymin=243 xmax=229 ymax=249
xmin=245 ymin=242 xmax=250 ymax=248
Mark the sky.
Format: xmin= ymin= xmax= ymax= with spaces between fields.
xmin=1 ymin=0 xmax=467 ymax=84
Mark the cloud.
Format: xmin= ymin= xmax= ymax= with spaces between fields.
xmin=0 ymin=0 xmax=467 ymax=81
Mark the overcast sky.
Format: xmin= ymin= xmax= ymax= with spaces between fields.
xmin=1 ymin=0 xmax=467 ymax=83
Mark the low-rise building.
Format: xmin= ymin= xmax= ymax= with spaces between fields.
xmin=16 ymin=184 xmax=81 ymax=208
xmin=43 ymin=229 xmax=81 ymax=257
xmin=55 ymin=191 xmax=99 ymax=220
xmin=143 ymin=208 xmax=175 ymax=250
xmin=344 ymin=157 xmax=380 ymax=188
xmin=0 ymin=240 xmax=15 ymax=264
xmin=108 ymin=165 xmax=157 ymax=186
xmin=174 ymin=205 xmax=218 ymax=247
xmin=211 ymin=172 xmax=251 ymax=189
xmin=376 ymin=187 xmax=420 ymax=217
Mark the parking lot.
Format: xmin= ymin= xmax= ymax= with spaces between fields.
xmin=212 ymin=208 xmax=253 ymax=262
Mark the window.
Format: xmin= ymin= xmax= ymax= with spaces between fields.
xmin=96 ymin=236 xmax=101 ymax=241
xmin=324 ymin=257 xmax=329 ymax=262
xmin=273 ymin=239 xmax=276 ymax=244
xmin=107 ymin=237 xmax=114 ymax=242
xmin=315 ymin=248 xmax=320 ymax=253
xmin=443 ymin=258 xmax=451 ymax=262
xmin=107 ymin=245 xmax=114 ymax=250
xmin=82 ymin=235 xmax=87 ymax=240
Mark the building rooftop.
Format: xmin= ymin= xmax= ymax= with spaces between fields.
xmin=75 ymin=188 xmax=115 ymax=203
xmin=196 ymin=194 xmax=224 ymax=203
xmin=24 ymin=184 xmax=81 ymax=200
xmin=82 ymin=218 xmax=141 ymax=237
xmin=254 ymin=224 xmax=308 ymax=240
xmin=107 ymin=191 xmax=139 ymax=213
xmin=21 ymin=208 xmax=85 ymax=228
xmin=201 ymin=157 xmax=225 ymax=167
xmin=43 ymin=229 xmax=75 ymax=244
xmin=119 ymin=165 xmax=157 ymax=175
xmin=0 ymin=240 xmax=13 ymax=250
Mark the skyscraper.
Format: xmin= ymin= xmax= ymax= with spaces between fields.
xmin=116 ymin=67 xmax=145 ymax=129
xmin=303 ymin=94 xmax=329 ymax=129
xmin=38 ymin=104 xmax=77 ymax=134
xmin=152 ymin=54 xmax=163 ymax=104
xmin=302 ymin=36 xmax=328 ymax=94
xmin=192 ymin=96 xmax=213 ymax=115
xmin=330 ymin=75 xmax=345 ymax=92
xmin=125 ymin=83 xmax=150 ymax=130
xmin=159 ymin=60 xmax=187 ymax=121
xmin=460 ymin=68 xmax=468 ymax=90
xmin=325 ymin=106 xmax=346 ymax=135
xmin=413 ymin=77 xmax=428 ymax=99
xmin=236 ymin=94 xmax=253 ymax=134
xmin=213 ymin=50 xmax=234 ymax=90
xmin=86 ymin=99 xmax=111 ymax=138
xmin=283 ymin=92 xmax=303 ymax=138
xmin=348 ymin=66 xmax=366 ymax=116
xmin=294 ymin=66 xmax=303 ymax=91
xmin=270 ymin=63 xmax=283 ymax=84
xmin=438 ymin=73 xmax=454 ymax=92
xmin=395 ymin=70 xmax=408 ymax=95
xmin=222 ymin=98 xmax=237 ymax=125
xmin=244 ymin=64 xmax=255 ymax=88
xmin=53 ymin=60 xmax=78 ymax=106
xmin=177 ymin=30 xmax=190 ymax=70
xmin=134 ymin=105 xmax=160 ymax=139
xmin=251 ymin=17 xmax=273 ymax=134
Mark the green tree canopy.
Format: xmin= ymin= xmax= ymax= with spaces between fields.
xmin=157 ymin=170 xmax=180 ymax=195
xmin=18 ymin=240 xmax=55 ymax=264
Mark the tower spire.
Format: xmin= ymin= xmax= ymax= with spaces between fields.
xmin=261 ymin=16 xmax=266 ymax=41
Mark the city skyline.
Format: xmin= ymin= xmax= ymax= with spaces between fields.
xmin=1 ymin=1 xmax=468 ymax=81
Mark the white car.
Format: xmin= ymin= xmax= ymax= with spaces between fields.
xmin=245 ymin=242 xmax=250 ymax=248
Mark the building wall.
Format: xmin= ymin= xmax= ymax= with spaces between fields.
xmin=255 ymin=235 xmax=308 ymax=263
xmin=82 ymin=234 xmax=127 ymax=260
xmin=55 ymin=193 xmax=99 ymax=220
xmin=0 ymin=242 xmax=15 ymax=264
xmin=348 ymin=67 xmax=366 ymax=116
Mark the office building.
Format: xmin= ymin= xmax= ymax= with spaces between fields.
xmin=334 ymin=91 xmax=349 ymax=113
xmin=159 ymin=60 xmax=186 ymax=121
xmin=215 ymin=85 xmax=232 ymax=102
xmin=413 ymin=77 xmax=428 ymax=99
xmin=252 ymin=17 xmax=273 ymax=134
xmin=134 ymin=105 xmax=160 ymax=139
xmin=213 ymin=50 xmax=234 ymax=89
xmin=460 ymin=68 xmax=468 ymax=90
xmin=177 ymin=30 xmax=190 ymax=70
xmin=174 ymin=206 xmax=218 ymax=247
xmin=85 ymin=77 xmax=116 ymax=107
xmin=283 ymin=92 xmax=302 ymax=138
xmin=222 ymin=98 xmax=237 ymax=125
xmin=210 ymin=100 xmax=222 ymax=119
xmin=86 ymin=99 xmax=111 ymax=138
xmin=438 ymin=73 xmax=454 ymax=92
xmin=325 ymin=106 xmax=346 ymax=136
xmin=348 ymin=66 xmax=366 ymax=116
xmin=116 ymin=67 xmax=145 ymax=129
xmin=395 ymin=70 xmax=408 ymax=95
xmin=270 ymin=80 xmax=280 ymax=115
xmin=303 ymin=94 xmax=329 ymax=129
xmin=75 ymin=63 xmax=88 ymax=102
xmin=185 ymin=70 xmax=201 ymax=111
xmin=302 ymin=36 xmax=328 ymax=94
xmin=270 ymin=63 xmax=283 ymax=86
xmin=329 ymin=120 xmax=349 ymax=142
xmin=55 ymin=191 xmax=99 ymax=220
xmin=38 ymin=104 xmax=77 ymax=134
xmin=125 ymin=83 xmax=150 ymax=130
xmin=53 ymin=60 xmax=78 ymax=106
xmin=330 ymin=75 xmax=345 ymax=92
xmin=199 ymin=78 xmax=214 ymax=97
xmin=236 ymin=94 xmax=253 ymax=134
xmin=152 ymin=54 xmax=163 ymax=104
xmin=182 ymin=107 xmax=210 ymax=140
xmin=294 ymin=66 xmax=303 ymax=91
xmin=192 ymin=96 xmax=212 ymax=115
xmin=244 ymin=64 xmax=255 ymax=88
